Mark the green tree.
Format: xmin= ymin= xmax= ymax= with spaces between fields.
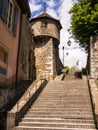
xmin=69 ymin=0 xmax=98 ymax=51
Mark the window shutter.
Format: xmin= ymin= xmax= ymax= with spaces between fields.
xmin=0 ymin=0 xmax=3 ymax=13
xmin=12 ymin=6 xmax=18 ymax=35
xmin=7 ymin=2 xmax=13 ymax=29
xmin=13 ymin=6 xmax=18 ymax=35
xmin=1 ymin=0 xmax=9 ymax=23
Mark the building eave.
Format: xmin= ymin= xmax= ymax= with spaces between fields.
xmin=16 ymin=0 xmax=31 ymax=17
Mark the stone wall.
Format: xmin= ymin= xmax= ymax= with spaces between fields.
xmin=89 ymin=36 xmax=98 ymax=79
xmin=34 ymin=36 xmax=62 ymax=80
xmin=89 ymin=79 xmax=98 ymax=128
xmin=35 ymin=37 xmax=53 ymax=80
xmin=31 ymin=19 xmax=60 ymax=41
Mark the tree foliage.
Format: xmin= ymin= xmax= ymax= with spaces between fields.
xmin=69 ymin=0 xmax=98 ymax=51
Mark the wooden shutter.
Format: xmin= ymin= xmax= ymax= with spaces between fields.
xmin=7 ymin=1 xmax=13 ymax=29
xmin=13 ymin=6 xmax=18 ymax=35
xmin=0 ymin=0 xmax=3 ymax=13
xmin=0 ymin=0 xmax=9 ymax=23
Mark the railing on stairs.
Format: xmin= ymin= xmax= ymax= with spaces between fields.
xmin=6 ymin=79 xmax=47 ymax=130
xmin=82 ymin=68 xmax=97 ymax=129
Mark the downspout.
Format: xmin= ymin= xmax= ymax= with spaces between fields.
xmin=15 ymin=12 xmax=22 ymax=88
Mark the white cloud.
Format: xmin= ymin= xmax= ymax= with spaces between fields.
xmin=47 ymin=0 xmax=56 ymax=8
xmin=29 ymin=0 xmax=42 ymax=13
xmin=58 ymin=0 xmax=73 ymax=47
xmin=46 ymin=8 xmax=58 ymax=18
xmin=45 ymin=0 xmax=58 ymax=18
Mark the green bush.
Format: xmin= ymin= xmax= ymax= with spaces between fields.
xmin=70 ymin=66 xmax=76 ymax=70
xmin=64 ymin=66 xmax=69 ymax=70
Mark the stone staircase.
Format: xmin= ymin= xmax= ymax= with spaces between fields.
xmin=13 ymin=77 xmax=97 ymax=130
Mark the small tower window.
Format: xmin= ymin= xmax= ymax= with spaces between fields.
xmin=41 ymin=21 xmax=47 ymax=28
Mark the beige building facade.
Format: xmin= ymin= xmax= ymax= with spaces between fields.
xmin=0 ymin=0 xmax=31 ymax=84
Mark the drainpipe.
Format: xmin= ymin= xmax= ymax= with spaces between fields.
xmin=15 ymin=12 xmax=22 ymax=88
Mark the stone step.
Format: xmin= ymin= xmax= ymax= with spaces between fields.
xmin=43 ymin=89 xmax=89 ymax=91
xmin=33 ymin=104 xmax=92 ymax=108
xmin=36 ymin=97 xmax=90 ymax=102
xmin=18 ymin=122 xmax=95 ymax=129
xmin=38 ymin=95 xmax=90 ymax=97
xmin=27 ymin=111 xmax=93 ymax=116
xmin=36 ymin=97 xmax=91 ymax=100
xmin=22 ymin=117 xmax=95 ymax=124
xmin=32 ymin=106 xmax=92 ymax=109
xmin=37 ymin=97 xmax=91 ymax=99
xmin=39 ymin=90 xmax=90 ymax=92
xmin=41 ymin=89 xmax=90 ymax=92
xmin=29 ymin=107 xmax=92 ymax=112
xmin=25 ymin=114 xmax=94 ymax=120
xmin=37 ymin=97 xmax=91 ymax=100
xmin=38 ymin=94 xmax=91 ymax=98
xmin=33 ymin=103 xmax=92 ymax=106
xmin=33 ymin=100 xmax=92 ymax=104
xmin=14 ymin=126 xmax=97 ymax=130
xmin=30 ymin=106 xmax=92 ymax=110
xmin=43 ymin=87 xmax=88 ymax=90
xmin=42 ymin=87 xmax=89 ymax=90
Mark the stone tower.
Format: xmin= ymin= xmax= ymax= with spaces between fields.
xmin=30 ymin=10 xmax=62 ymax=80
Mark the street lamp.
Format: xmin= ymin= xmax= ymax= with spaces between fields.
xmin=67 ymin=39 xmax=71 ymax=46
xmin=62 ymin=46 xmax=64 ymax=65
xmin=62 ymin=39 xmax=71 ymax=66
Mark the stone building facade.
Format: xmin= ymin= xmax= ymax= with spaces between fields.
xmin=30 ymin=12 xmax=62 ymax=80
xmin=89 ymin=35 xmax=98 ymax=79
xmin=0 ymin=0 xmax=32 ymax=85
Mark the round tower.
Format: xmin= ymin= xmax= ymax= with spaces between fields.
xmin=30 ymin=11 xmax=62 ymax=80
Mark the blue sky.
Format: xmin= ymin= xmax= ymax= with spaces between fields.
xmin=28 ymin=0 xmax=87 ymax=68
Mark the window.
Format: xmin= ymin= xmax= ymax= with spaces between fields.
xmin=0 ymin=0 xmax=18 ymax=35
xmin=0 ymin=49 xmax=8 ymax=63
xmin=41 ymin=21 xmax=47 ymax=28
xmin=0 ymin=0 xmax=9 ymax=23
xmin=0 ymin=46 xmax=8 ymax=75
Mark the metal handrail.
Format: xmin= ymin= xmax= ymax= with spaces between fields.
xmin=81 ymin=67 xmax=89 ymax=80
xmin=86 ymin=68 xmax=89 ymax=81
xmin=16 ymin=89 xmax=31 ymax=113
xmin=85 ymin=68 xmax=97 ymax=128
